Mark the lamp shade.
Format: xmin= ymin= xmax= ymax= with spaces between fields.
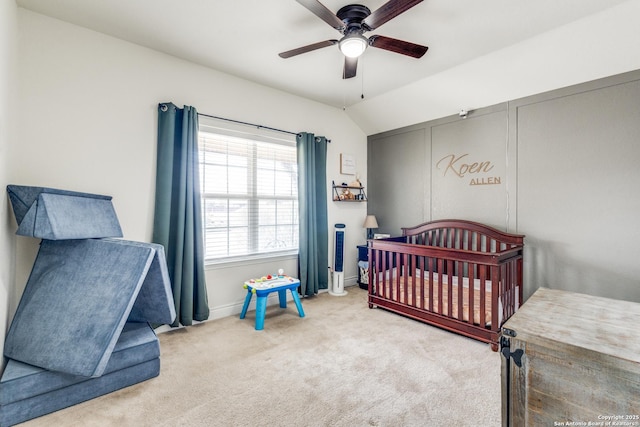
xmin=363 ymin=215 xmax=379 ymax=229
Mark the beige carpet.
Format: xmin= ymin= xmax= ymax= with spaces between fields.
xmin=21 ymin=287 xmax=501 ymax=427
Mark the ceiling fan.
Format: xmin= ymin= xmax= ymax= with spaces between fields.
xmin=279 ymin=0 xmax=429 ymax=79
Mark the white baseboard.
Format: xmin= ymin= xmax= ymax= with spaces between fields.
xmin=156 ymin=277 xmax=359 ymax=333
xmin=211 ymin=291 xmax=286 ymax=320
xmin=211 ymin=277 xmax=359 ymax=319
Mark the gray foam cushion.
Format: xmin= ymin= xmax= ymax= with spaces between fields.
xmin=7 ymin=185 xmax=123 ymax=240
xmin=109 ymin=239 xmax=176 ymax=325
xmin=0 ymin=322 xmax=160 ymax=405
xmin=0 ymin=359 xmax=160 ymax=426
xmin=3 ymin=239 xmax=156 ymax=377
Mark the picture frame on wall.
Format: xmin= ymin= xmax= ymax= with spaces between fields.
xmin=340 ymin=153 xmax=356 ymax=175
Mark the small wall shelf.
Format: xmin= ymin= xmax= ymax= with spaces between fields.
xmin=332 ymin=180 xmax=367 ymax=202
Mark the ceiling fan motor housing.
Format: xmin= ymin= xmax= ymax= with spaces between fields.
xmin=336 ymin=4 xmax=372 ymax=34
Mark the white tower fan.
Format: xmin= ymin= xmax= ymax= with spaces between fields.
xmin=330 ymin=223 xmax=347 ymax=296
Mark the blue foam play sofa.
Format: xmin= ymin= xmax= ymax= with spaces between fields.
xmin=1 ymin=185 xmax=176 ymax=426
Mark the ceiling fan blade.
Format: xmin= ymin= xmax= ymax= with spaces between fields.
xmin=363 ymin=0 xmax=424 ymax=30
xmin=369 ymin=35 xmax=428 ymax=58
xmin=343 ymin=56 xmax=358 ymax=79
xmin=279 ymin=40 xmax=338 ymax=59
xmin=296 ymin=0 xmax=344 ymax=30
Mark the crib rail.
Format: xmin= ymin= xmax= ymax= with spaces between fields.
xmin=402 ymin=220 xmax=523 ymax=252
xmin=367 ymin=219 xmax=524 ymax=350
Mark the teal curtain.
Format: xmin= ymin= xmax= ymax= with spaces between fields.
xmin=296 ymin=132 xmax=329 ymax=296
xmin=153 ymin=102 xmax=209 ymax=326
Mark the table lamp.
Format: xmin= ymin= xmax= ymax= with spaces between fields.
xmin=363 ymin=215 xmax=379 ymax=240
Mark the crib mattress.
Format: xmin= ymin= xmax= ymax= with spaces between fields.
xmin=376 ymin=274 xmax=496 ymax=325
xmin=0 ymin=322 xmax=160 ymax=426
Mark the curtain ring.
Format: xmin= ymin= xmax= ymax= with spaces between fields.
xmin=160 ymin=104 xmax=169 ymax=112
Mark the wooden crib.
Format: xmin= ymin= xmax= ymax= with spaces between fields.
xmin=367 ymin=219 xmax=525 ymax=351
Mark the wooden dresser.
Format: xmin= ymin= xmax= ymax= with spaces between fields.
xmin=500 ymin=287 xmax=640 ymax=426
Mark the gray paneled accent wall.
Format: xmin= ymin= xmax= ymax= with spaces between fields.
xmin=368 ymin=104 xmax=511 ymax=235
xmin=431 ymin=106 xmax=509 ymax=229
xmin=368 ymin=69 xmax=640 ymax=303
xmin=514 ymin=75 xmax=640 ymax=302
xmin=367 ymin=128 xmax=428 ymax=236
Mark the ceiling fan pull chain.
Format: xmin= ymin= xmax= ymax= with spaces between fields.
xmin=361 ymin=59 xmax=365 ymax=99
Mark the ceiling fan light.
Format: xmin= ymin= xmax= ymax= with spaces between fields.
xmin=339 ymin=34 xmax=368 ymax=58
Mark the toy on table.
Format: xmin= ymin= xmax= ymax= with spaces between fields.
xmin=244 ymin=273 xmax=295 ymax=293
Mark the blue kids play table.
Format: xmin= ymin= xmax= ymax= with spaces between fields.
xmin=240 ymin=276 xmax=305 ymax=330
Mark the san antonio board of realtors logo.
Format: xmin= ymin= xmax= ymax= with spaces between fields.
xmin=436 ymin=153 xmax=501 ymax=186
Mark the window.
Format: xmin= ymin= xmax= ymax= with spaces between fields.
xmin=199 ymin=126 xmax=298 ymax=262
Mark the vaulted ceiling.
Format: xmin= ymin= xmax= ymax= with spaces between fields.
xmin=16 ymin=0 xmax=632 ymax=113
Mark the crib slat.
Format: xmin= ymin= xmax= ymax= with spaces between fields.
xmin=370 ymin=248 xmax=375 ymax=295
xmin=507 ymin=259 xmax=517 ymax=318
xmin=501 ymin=263 xmax=513 ymax=319
xmin=397 ymin=252 xmax=401 ymax=302
xmin=421 ymin=256 xmax=427 ymax=311
xmin=457 ymin=260 xmax=463 ymax=321
xmin=374 ymin=249 xmax=379 ymax=298
xmin=416 ymin=256 xmax=422 ymax=309
xmin=437 ymin=258 xmax=444 ymax=314
xmin=396 ymin=252 xmax=401 ymax=301
xmin=389 ymin=252 xmax=401 ymax=301
xmin=389 ymin=252 xmax=400 ymax=301
xmin=447 ymin=259 xmax=454 ymax=318
xmin=515 ymin=259 xmax=520 ymax=311
xmin=380 ymin=249 xmax=387 ymax=299
xmin=373 ymin=249 xmax=379 ymax=297
xmin=428 ymin=257 xmax=434 ymax=312
xmin=518 ymin=256 xmax=523 ymax=308
xmin=479 ymin=264 xmax=486 ymax=328
xmin=510 ymin=262 xmax=516 ymax=316
xmin=403 ymin=253 xmax=409 ymax=305
xmin=411 ymin=254 xmax=417 ymax=307
xmin=506 ymin=262 xmax=512 ymax=320
xmin=491 ymin=265 xmax=499 ymax=330
xmin=500 ymin=263 xmax=507 ymax=322
xmin=383 ymin=249 xmax=388 ymax=299
xmin=468 ymin=261 xmax=475 ymax=325
xmin=368 ymin=246 xmax=373 ymax=295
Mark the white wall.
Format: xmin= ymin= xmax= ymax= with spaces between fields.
xmin=14 ymin=9 xmax=367 ymax=323
xmin=347 ymin=0 xmax=640 ymax=135
xmin=0 ymin=0 xmax=18 ymax=364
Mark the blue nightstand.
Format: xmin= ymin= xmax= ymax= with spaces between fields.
xmin=357 ymin=244 xmax=369 ymax=289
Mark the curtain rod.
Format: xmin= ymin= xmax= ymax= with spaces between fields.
xmin=197 ymin=112 xmax=330 ymax=142
xmin=198 ymin=112 xmax=297 ymax=136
